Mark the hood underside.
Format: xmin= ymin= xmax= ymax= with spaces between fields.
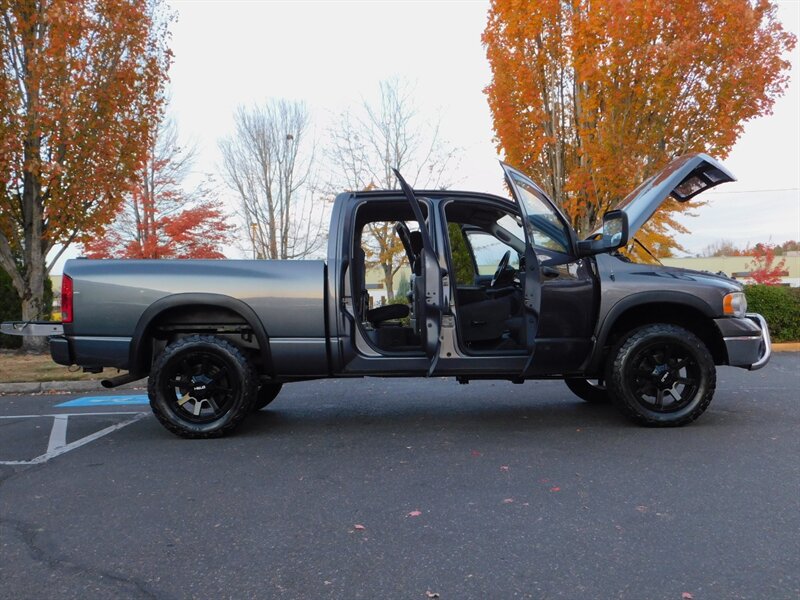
xmin=597 ymin=153 xmax=736 ymax=239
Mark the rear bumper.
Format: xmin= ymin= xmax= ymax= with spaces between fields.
xmin=715 ymin=313 xmax=771 ymax=370
xmin=49 ymin=336 xmax=72 ymax=365
xmin=49 ymin=335 xmax=131 ymax=370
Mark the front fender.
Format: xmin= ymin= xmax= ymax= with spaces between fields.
xmin=585 ymin=291 xmax=717 ymax=373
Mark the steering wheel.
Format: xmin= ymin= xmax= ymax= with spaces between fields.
xmin=490 ymin=250 xmax=511 ymax=288
xmin=394 ymin=221 xmax=415 ymax=268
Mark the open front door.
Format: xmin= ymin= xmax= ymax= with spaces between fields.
xmin=393 ymin=169 xmax=443 ymax=374
xmin=500 ymin=163 xmax=545 ymax=375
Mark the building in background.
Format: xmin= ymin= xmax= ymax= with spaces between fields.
xmin=662 ymin=253 xmax=799 ymax=287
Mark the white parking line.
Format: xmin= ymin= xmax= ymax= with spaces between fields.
xmin=0 ymin=412 xmax=148 ymax=466
xmin=47 ymin=414 xmax=69 ymax=454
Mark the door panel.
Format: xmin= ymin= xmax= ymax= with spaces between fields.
xmin=393 ymin=169 xmax=443 ymax=373
xmin=532 ymin=257 xmax=597 ymax=373
xmin=499 ymin=164 xmax=545 ymax=374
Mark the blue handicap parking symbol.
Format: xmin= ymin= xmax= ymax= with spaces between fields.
xmin=56 ymin=395 xmax=149 ymax=407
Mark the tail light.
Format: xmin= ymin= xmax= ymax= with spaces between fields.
xmin=61 ymin=274 xmax=73 ymax=323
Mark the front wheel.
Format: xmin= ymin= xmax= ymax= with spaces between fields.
xmin=606 ymin=324 xmax=716 ymax=427
xmin=148 ymin=335 xmax=257 ymax=438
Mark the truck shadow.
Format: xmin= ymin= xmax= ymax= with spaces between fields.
xmin=241 ymin=399 xmax=627 ymax=436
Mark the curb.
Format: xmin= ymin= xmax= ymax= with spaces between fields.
xmin=773 ymin=342 xmax=800 ymax=352
xmin=0 ymin=378 xmax=147 ymax=395
xmin=1 ymin=345 xmax=797 ymax=394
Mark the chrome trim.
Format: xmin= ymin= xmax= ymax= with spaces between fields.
xmin=1 ymin=321 xmax=64 ymax=337
xmin=746 ymin=313 xmax=771 ymax=370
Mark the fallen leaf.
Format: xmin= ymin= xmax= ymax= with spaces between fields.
xmin=353 ymin=524 xmax=365 ymax=530
xmin=682 ymin=593 xmax=693 ymax=600
xmin=408 ymin=510 xmax=422 ymax=517
xmin=550 ymin=487 xmax=561 ymax=492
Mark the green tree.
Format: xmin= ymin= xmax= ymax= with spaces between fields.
xmin=395 ymin=271 xmax=411 ymax=303
xmin=447 ymin=223 xmax=475 ymax=285
xmin=0 ymin=267 xmax=21 ymax=349
xmin=0 ymin=267 xmax=50 ymax=349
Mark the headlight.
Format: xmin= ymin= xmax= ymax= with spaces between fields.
xmin=723 ymin=292 xmax=747 ymax=317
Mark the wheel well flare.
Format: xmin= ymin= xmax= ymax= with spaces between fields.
xmin=605 ymin=303 xmax=726 ymax=365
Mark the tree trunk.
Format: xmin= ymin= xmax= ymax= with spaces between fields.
xmin=20 ymin=263 xmax=47 ymax=353
xmin=381 ymin=263 xmax=395 ymax=302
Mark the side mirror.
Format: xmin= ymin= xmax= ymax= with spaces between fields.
xmin=577 ymin=210 xmax=629 ymax=257
xmin=601 ymin=210 xmax=629 ymax=248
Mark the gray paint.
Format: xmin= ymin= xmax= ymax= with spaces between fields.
xmin=600 ymin=153 xmax=736 ymax=238
xmin=45 ymin=155 xmax=767 ymax=381
xmin=68 ymin=259 xmax=326 ymax=339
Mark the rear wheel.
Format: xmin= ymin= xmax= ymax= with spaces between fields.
xmin=148 ymin=335 xmax=257 ymax=438
xmin=564 ymin=378 xmax=609 ymax=403
xmin=606 ymin=324 xmax=716 ymax=427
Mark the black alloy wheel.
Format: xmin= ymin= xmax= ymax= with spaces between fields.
xmin=148 ymin=335 xmax=257 ymax=438
xmin=606 ymin=324 xmax=716 ymax=427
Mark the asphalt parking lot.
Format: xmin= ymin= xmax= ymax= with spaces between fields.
xmin=1 ymin=353 xmax=798 ymax=600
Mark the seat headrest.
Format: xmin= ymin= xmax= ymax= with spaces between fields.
xmin=409 ymin=231 xmax=423 ymax=255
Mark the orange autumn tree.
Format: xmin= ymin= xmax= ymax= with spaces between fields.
xmin=83 ymin=118 xmax=233 ymax=259
xmin=0 ymin=0 xmax=171 ymax=348
xmin=483 ymin=0 xmax=795 ymax=256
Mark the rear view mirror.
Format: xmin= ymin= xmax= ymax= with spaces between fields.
xmin=577 ymin=210 xmax=629 ymax=257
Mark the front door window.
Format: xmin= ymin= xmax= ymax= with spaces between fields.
xmin=504 ymin=170 xmax=571 ymax=254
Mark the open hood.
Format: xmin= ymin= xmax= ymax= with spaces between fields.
xmin=597 ymin=153 xmax=735 ymax=239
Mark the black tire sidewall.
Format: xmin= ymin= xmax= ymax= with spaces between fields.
xmin=607 ymin=325 xmax=716 ymax=426
xmin=149 ymin=336 xmax=257 ymax=437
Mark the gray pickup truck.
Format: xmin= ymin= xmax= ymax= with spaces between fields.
xmin=2 ymin=154 xmax=770 ymax=438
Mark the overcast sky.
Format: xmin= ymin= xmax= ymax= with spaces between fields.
xmin=52 ymin=0 xmax=800 ymax=270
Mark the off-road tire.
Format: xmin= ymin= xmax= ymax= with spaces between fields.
xmin=564 ymin=378 xmax=610 ymax=403
xmin=606 ymin=324 xmax=716 ymax=427
xmin=148 ymin=335 xmax=258 ymax=438
xmin=253 ymin=383 xmax=283 ymax=411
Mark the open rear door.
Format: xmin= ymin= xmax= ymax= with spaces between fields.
xmin=500 ymin=163 xmax=545 ymax=375
xmin=393 ymin=169 xmax=443 ymax=374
